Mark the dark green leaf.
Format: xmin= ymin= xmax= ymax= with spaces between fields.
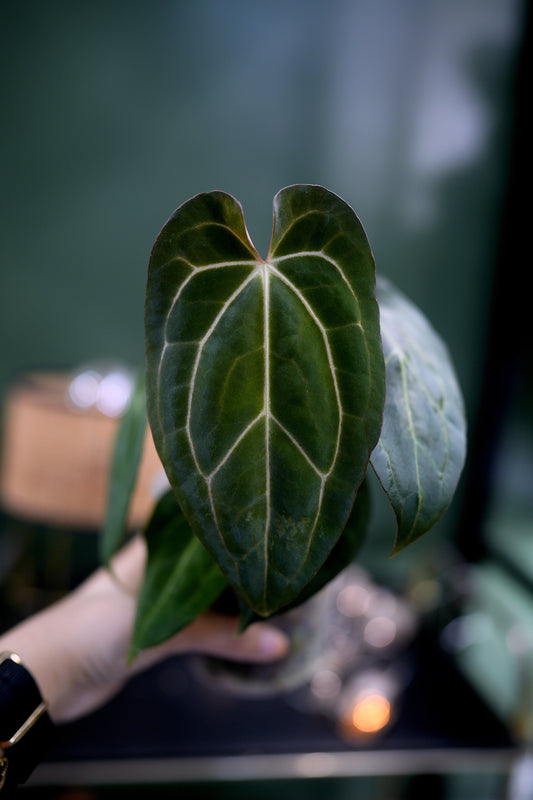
xmin=371 ymin=277 xmax=467 ymax=552
xmin=298 ymin=475 xmax=371 ymax=601
xmin=100 ymin=370 xmax=147 ymax=565
xmin=145 ymin=186 xmax=385 ymax=615
xmin=238 ymin=477 xmax=371 ymax=630
xmin=129 ymin=490 xmax=228 ymax=660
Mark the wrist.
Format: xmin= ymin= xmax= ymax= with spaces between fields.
xmin=0 ymin=602 xmax=81 ymax=725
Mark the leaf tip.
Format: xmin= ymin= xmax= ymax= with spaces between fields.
xmin=388 ymin=540 xmax=405 ymax=558
xmin=126 ymin=642 xmax=140 ymax=665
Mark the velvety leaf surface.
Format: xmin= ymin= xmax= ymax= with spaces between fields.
xmin=100 ymin=371 xmax=147 ymax=565
xmin=145 ymin=186 xmax=385 ymax=615
xmin=370 ymin=277 xmax=467 ymax=552
xmin=130 ymin=490 xmax=227 ymax=660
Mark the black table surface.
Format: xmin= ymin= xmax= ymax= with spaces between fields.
xmin=35 ymin=632 xmax=515 ymax=787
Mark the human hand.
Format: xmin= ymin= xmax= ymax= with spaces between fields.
xmin=0 ymin=537 xmax=289 ymax=724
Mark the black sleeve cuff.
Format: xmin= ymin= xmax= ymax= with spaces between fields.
xmin=0 ymin=652 xmax=56 ymax=792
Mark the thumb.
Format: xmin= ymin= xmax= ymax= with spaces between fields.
xmin=132 ymin=612 xmax=290 ymax=674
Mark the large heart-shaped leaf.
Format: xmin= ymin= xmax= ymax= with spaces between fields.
xmin=370 ymin=277 xmax=467 ymax=552
xmin=145 ymin=185 xmax=385 ymax=615
xmin=130 ymin=489 xmax=228 ymax=660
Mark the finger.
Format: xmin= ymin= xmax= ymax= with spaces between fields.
xmin=132 ymin=613 xmax=290 ymax=674
xmin=108 ymin=535 xmax=147 ymax=591
xmin=181 ymin=614 xmax=290 ymax=661
xmin=84 ymin=535 xmax=147 ymax=596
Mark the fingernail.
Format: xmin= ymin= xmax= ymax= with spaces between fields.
xmin=257 ymin=627 xmax=289 ymax=659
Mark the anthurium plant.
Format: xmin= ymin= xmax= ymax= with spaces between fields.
xmin=102 ymin=185 xmax=466 ymax=661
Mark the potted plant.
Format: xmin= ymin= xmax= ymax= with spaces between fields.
xmin=101 ymin=184 xmax=466 ymax=687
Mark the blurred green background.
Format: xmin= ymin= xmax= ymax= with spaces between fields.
xmin=1 ymin=0 xmax=527 ymax=557
xmin=0 ymin=0 xmax=523 ymax=405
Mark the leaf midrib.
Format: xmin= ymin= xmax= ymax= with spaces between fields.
xmin=163 ymin=249 xmax=365 ymax=607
